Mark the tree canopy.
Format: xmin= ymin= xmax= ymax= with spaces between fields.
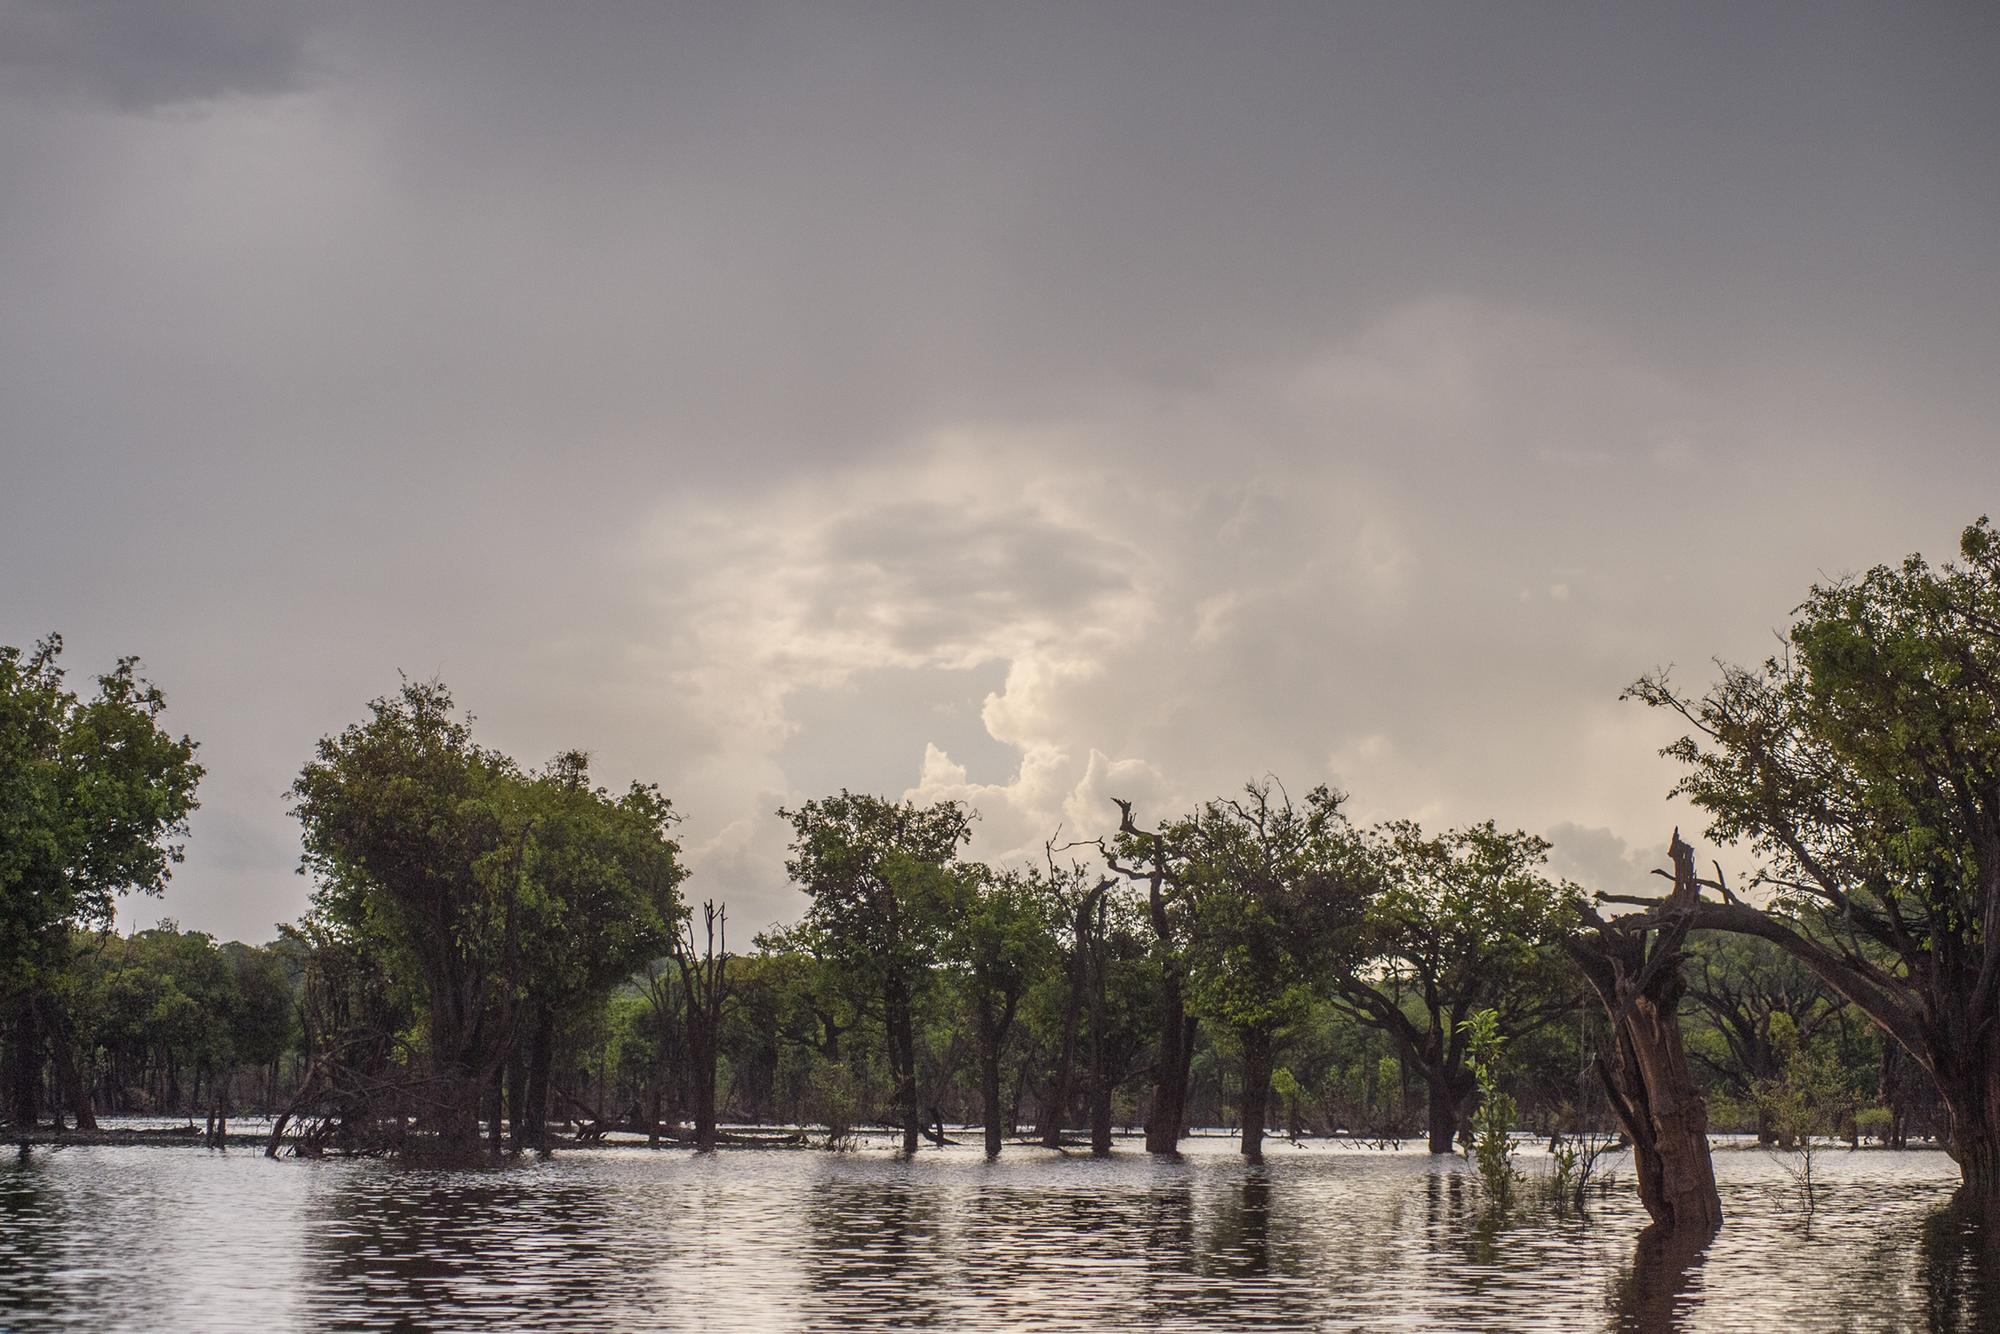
xmin=1631 ymin=517 xmax=2000 ymax=1202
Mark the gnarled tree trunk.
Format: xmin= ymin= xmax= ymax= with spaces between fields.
xmin=1239 ymin=1025 xmax=1274 ymax=1163
xmin=1565 ymin=831 xmax=1723 ymax=1237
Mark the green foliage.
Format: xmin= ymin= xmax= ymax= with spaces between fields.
xmin=290 ymin=679 xmax=685 ymax=1147
xmin=780 ymin=791 xmax=973 ymax=1147
xmin=1757 ymin=1025 xmax=1860 ymax=1213
xmin=780 ymin=791 xmax=973 ymax=997
xmin=1331 ymin=820 xmax=1580 ymax=1145
xmin=1170 ymin=782 xmax=1371 ymax=1036
xmin=1459 ymin=1008 xmax=1519 ymax=1206
xmin=1631 ymin=519 xmax=2000 ymax=1194
xmin=0 ymin=636 xmax=202 ymax=991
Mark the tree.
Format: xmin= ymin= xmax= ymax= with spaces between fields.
xmin=1103 ymin=799 xmax=1200 ymax=1154
xmin=507 ymin=753 xmax=686 ymax=1150
xmin=675 ymin=900 xmax=732 ymax=1151
xmin=1028 ymin=855 xmax=1113 ymax=1150
xmin=1681 ymin=933 xmax=1846 ymax=1143
xmin=780 ymin=791 xmax=973 ymax=1155
xmin=1 ymin=636 xmax=201 ymax=1128
xmin=1629 ymin=517 xmax=2000 ymax=1208
xmin=1565 ymin=834 xmax=1724 ymax=1237
xmin=941 ymin=865 xmax=1056 ymax=1158
xmin=291 ymin=680 xmax=520 ymax=1154
xmin=291 ymin=682 xmax=683 ymax=1157
xmin=1331 ymin=821 xmax=1581 ymax=1154
xmin=1168 ymin=781 xmax=1371 ymax=1163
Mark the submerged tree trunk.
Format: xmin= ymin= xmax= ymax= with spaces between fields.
xmin=9 ymin=991 xmax=40 ymax=1129
xmin=1425 ymin=1072 xmax=1469 ymax=1156
xmin=1239 ymin=1025 xmax=1274 ymax=1164
xmin=1566 ymin=832 xmax=1723 ymax=1237
xmin=506 ymin=1043 xmax=528 ymax=1150
xmin=521 ymin=1006 xmax=555 ymax=1153
xmin=887 ymin=979 xmax=920 ymax=1156
xmin=677 ymin=903 xmax=729 ymax=1154
xmin=1936 ymin=1038 xmax=2000 ymax=1211
xmin=980 ymin=1045 xmax=1004 ymax=1159
xmin=1041 ymin=881 xmax=1109 ymax=1149
xmin=1147 ymin=980 xmax=1193 ymax=1154
xmin=487 ymin=1064 xmax=505 ymax=1153
xmin=1089 ymin=1066 xmax=1114 ymax=1156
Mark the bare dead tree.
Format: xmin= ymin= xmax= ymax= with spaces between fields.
xmin=675 ymin=901 xmax=731 ymax=1152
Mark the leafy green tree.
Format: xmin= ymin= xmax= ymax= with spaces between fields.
xmin=741 ymin=922 xmax=863 ymax=1134
xmin=940 ymin=865 xmax=1057 ymax=1157
xmin=1169 ymin=781 xmax=1371 ymax=1162
xmin=507 ymin=752 xmax=686 ymax=1149
xmin=1333 ymin=821 xmax=1582 ymax=1154
xmin=292 ymin=682 xmax=683 ymax=1156
xmin=1 ymin=636 xmax=201 ymax=1128
xmin=1629 ymin=517 xmax=2000 ymax=1208
xmin=292 ymin=680 xmax=520 ymax=1152
xmin=780 ymin=791 xmax=973 ymax=1155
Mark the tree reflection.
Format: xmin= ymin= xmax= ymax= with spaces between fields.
xmin=1921 ymin=1192 xmax=2000 ymax=1332
xmin=1208 ymin=1167 xmax=1272 ymax=1277
xmin=801 ymin=1169 xmax=944 ymax=1328
xmin=0 ymin=1151 xmax=61 ymax=1326
xmin=306 ymin=1165 xmax=624 ymax=1328
xmin=1609 ymin=1224 xmax=1711 ymax=1332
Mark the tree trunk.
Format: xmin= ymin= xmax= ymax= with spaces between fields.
xmin=522 ymin=1007 xmax=555 ymax=1153
xmin=53 ymin=1018 xmax=96 ymax=1132
xmin=1601 ymin=991 xmax=1722 ymax=1234
xmin=9 ymin=991 xmax=40 ymax=1129
xmin=690 ymin=1020 xmax=718 ymax=1152
xmin=506 ymin=1044 xmax=527 ymax=1150
xmin=1041 ymin=966 xmax=1084 ymax=1148
xmin=1937 ymin=1048 xmax=2000 ymax=1209
xmin=1147 ymin=976 xmax=1192 ymax=1154
xmin=887 ymin=982 xmax=920 ymax=1156
xmin=1239 ymin=1026 xmax=1273 ymax=1164
xmin=1089 ymin=1065 xmax=1114 ymax=1156
xmin=1425 ymin=1073 xmax=1463 ymax=1156
xmin=487 ymin=1063 xmax=505 ymax=1153
xmin=981 ymin=1045 xmax=1004 ymax=1159
xmin=1566 ymin=832 xmax=1723 ymax=1237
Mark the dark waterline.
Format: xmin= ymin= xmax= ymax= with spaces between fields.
xmin=1 ymin=1137 xmax=1993 ymax=1332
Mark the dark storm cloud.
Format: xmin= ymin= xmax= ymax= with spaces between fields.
xmin=0 ymin=2 xmax=1995 ymax=938
xmin=1 ymin=0 xmax=315 ymax=111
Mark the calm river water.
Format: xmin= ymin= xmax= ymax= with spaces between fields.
xmin=1 ymin=1133 xmax=1994 ymax=1332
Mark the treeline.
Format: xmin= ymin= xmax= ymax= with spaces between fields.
xmin=3 ymin=788 xmax=1936 ymax=1166
xmin=6 ymin=518 xmax=2000 ymax=1215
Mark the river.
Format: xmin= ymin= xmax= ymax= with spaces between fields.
xmin=1 ymin=1133 xmax=1992 ymax=1331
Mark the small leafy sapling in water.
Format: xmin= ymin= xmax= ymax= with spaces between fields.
xmin=1273 ymin=1066 xmax=1306 ymax=1142
xmin=1757 ymin=1019 xmax=1857 ymax=1217
xmin=1459 ymin=1009 xmax=1519 ymax=1207
xmin=1546 ymin=1101 xmax=1618 ymax=1212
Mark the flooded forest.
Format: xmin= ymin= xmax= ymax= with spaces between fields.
xmin=7 ymin=523 xmax=2000 ymax=1330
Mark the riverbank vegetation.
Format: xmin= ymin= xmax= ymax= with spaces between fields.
xmin=5 ymin=519 xmax=1999 ymax=1233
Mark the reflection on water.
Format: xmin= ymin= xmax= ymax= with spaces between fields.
xmin=0 ymin=1137 xmax=1989 ymax=1331
xmin=1610 ymin=1224 xmax=1711 ymax=1332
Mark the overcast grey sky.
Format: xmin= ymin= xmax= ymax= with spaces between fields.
xmin=3 ymin=1 xmax=1996 ymax=943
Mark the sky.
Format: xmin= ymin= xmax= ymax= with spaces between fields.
xmin=3 ymin=1 xmax=1997 ymax=944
